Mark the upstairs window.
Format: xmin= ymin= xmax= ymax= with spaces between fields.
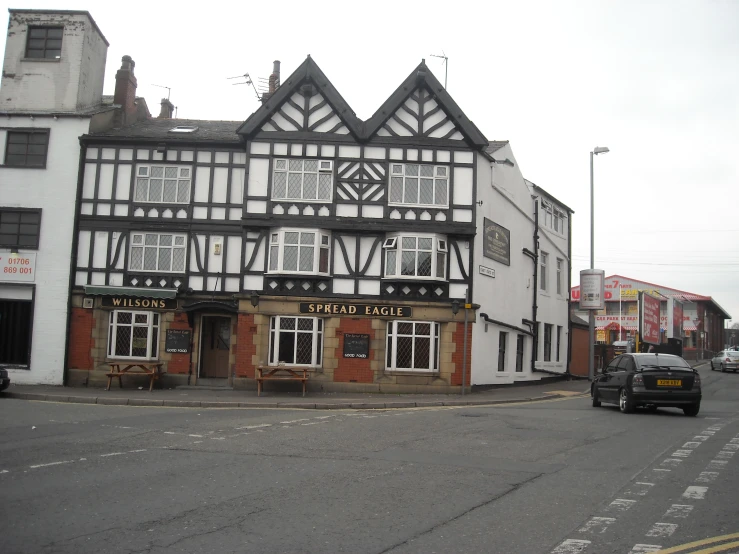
xmin=4 ymin=130 xmax=49 ymax=168
xmin=129 ymin=232 xmax=187 ymax=273
xmin=0 ymin=209 xmax=41 ymax=249
xmin=383 ymin=234 xmax=447 ymax=280
xmin=389 ymin=164 xmax=448 ymax=207
xmin=26 ymin=26 xmax=63 ymax=59
xmin=556 ymin=258 xmax=564 ymax=295
xmin=272 ymin=159 xmax=333 ymax=202
xmin=540 ymin=252 xmax=548 ymax=291
xmin=542 ymin=200 xmax=566 ymax=235
xmin=135 ymin=165 xmax=191 ymax=204
xmin=268 ymin=229 xmax=331 ymax=275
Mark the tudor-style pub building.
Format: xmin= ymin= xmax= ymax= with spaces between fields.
xmin=67 ymin=56 xmax=572 ymax=391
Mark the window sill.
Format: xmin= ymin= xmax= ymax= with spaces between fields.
xmin=388 ymin=203 xmax=449 ymax=210
xmin=0 ymin=164 xmax=48 ymax=170
xmin=0 ymin=364 xmax=30 ymax=370
xmin=272 ymin=198 xmax=332 ymax=203
xmin=384 ymin=370 xmax=441 ymax=376
xmin=21 ymin=57 xmax=61 ymax=63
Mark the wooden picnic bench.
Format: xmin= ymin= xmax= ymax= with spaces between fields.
xmin=106 ymin=362 xmax=165 ymax=392
xmin=256 ymin=365 xmax=309 ymax=397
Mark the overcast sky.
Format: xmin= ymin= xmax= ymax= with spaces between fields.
xmin=3 ymin=0 xmax=738 ymax=325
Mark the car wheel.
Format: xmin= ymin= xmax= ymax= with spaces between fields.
xmin=721 ymin=364 xmax=726 ymax=373
xmin=710 ymin=361 xmax=714 ymax=370
xmin=592 ymin=387 xmax=601 ymax=407
xmin=683 ymin=403 xmax=700 ymax=417
xmin=619 ymin=388 xmax=634 ymax=414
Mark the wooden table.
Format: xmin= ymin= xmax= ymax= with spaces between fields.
xmin=106 ymin=362 xmax=165 ymax=392
xmin=256 ymin=366 xmax=309 ymax=397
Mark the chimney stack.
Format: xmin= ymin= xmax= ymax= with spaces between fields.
xmin=158 ymin=98 xmax=175 ymax=119
xmin=261 ymin=60 xmax=281 ymax=103
xmin=114 ymin=55 xmax=137 ymax=117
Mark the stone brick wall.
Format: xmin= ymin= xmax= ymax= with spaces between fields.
xmin=450 ymin=321 xmax=473 ymax=386
xmin=234 ymin=313 xmax=256 ymax=378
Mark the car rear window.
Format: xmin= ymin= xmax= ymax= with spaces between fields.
xmin=728 ymin=352 xmax=739 ymax=358
xmin=635 ymin=356 xmax=692 ymax=371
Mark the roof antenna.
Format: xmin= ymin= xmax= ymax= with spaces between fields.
xmin=228 ymin=72 xmax=261 ymax=101
xmin=430 ymin=52 xmax=448 ymax=90
xmin=152 ymin=83 xmax=172 ymax=100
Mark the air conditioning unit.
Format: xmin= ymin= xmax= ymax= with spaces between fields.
xmin=82 ymin=298 xmax=94 ymax=309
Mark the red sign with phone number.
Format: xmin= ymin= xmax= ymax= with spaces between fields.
xmin=0 ymin=253 xmax=36 ymax=282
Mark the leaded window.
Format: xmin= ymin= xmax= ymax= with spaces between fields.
xmin=268 ymin=229 xmax=330 ymax=275
xmin=386 ymin=321 xmax=441 ymax=372
xmin=135 ymin=165 xmax=191 ymax=204
xmin=389 ymin=163 xmax=449 ymax=207
xmin=272 ymin=159 xmax=332 ymax=202
xmin=108 ymin=310 xmax=160 ymax=359
xmin=4 ymin=130 xmax=49 ymax=168
xmin=129 ymin=232 xmax=187 ymax=273
xmin=383 ymin=234 xmax=447 ymax=280
xmin=269 ymin=316 xmax=323 ymax=367
xmin=26 ymin=26 xmax=63 ymax=59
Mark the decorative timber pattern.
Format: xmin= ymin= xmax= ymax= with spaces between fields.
xmin=335 ymin=160 xmax=386 ymax=204
xmin=261 ymin=92 xmax=350 ymax=135
xmin=376 ymin=88 xmax=464 ymax=140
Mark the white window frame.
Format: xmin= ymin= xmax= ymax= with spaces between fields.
xmin=268 ymin=228 xmax=331 ymax=275
xmin=540 ymin=251 xmax=548 ymax=291
xmin=129 ymin=232 xmax=187 ymax=273
xmin=388 ymin=163 xmax=449 ymax=208
xmin=386 ymin=321 xmax=441 ymax=373
xmin=107 ymin=310 xmax=160 ymax=360
xmin=268 ymin=316 xmax=323 ymax=367
xmin=542 ymin=200 xmax=566 ymax=236
xmin=556 ymin=258 xmax=564 ymax=295
xmin=272 ymin=158 xmax=333 ymax=202
xmin=135 ymin=165 xmax=192 ymax=204
xmin=383 ymin=233 xmax=447 ymax=280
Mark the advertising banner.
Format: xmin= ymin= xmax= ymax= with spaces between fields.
xmin=639 ymin=292 xmax=661 ymax=345
xmin=0 ymin=252 xmax=36 ymax=282
xmin=667 ymin=298 xmax=684 ymax=340
xmin=579 ymin=269 xmax=605 ymax=310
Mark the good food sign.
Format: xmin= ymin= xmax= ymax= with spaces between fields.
xmin=640 ymin=292 xmax=661 ymax=345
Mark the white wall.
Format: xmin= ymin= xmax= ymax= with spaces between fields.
xmin=0 ymin=116 xmax=91 ymax=384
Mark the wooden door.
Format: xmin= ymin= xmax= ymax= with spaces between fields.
xmin=199 ymin=316 xmax=231 ymax=378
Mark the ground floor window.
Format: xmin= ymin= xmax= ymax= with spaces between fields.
xmin=0 ymin=299 xmax=32 ymax=365
xmin=269 ymin=316 xmax=323 ymax=367
xmin=556 ymin=325 xmax=562 ymax=362
xmin=386 ymin=321 xmax=440 ymax=372
xmin=544 ymin=324 xmax=553 ymax=362
xmin=497 ymin=331 xmax=508 ymax=371
xmin=108 ymin=310 xmax=160 ymax=359
xmin=516 ymin=334 xmax=525 ymax=372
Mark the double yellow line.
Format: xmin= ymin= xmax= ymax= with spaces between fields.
xmin=654 ymin=532 xmax=739 ymax=553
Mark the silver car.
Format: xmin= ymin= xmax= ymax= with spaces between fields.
xmin=710 ymin=350 xmax=739 ymax=372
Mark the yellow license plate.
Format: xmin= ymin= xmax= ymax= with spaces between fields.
xmin=657 ymin=379 xmax=682 ymax=386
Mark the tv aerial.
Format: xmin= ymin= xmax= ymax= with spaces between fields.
xmin=430 ymin=52 xmax=448 ymax=89
xmin=152 ymin=84 xmax=177 ymax=117
xmin=228 ymin=72 xmax=261 ymax=101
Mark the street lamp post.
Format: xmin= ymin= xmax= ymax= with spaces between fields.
xmin=589 ymin=146 xmax=609 ymax=381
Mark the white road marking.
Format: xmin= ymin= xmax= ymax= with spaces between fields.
xmin=722 ymin=444 xmax=739 ymax=451
xmin=164 ymin=431 xmax=176 ymax=435
xmin=628 ymin=545 xmax=662 ymax=554
xmin=30 ymin=460 xmax=74 ymax=469
xmin=235 ymin=423 xmax=272 ymax=430
xmin=128 ymin=449 xmax=147 ymax=453
xmin=729 ymin=438 xmax=739 ymax=444
xmin=672 ymin=450 xmax=692 ymax=457
xmin=702 ymin=430 xmax=716 ymax=435
xmin=210 ymin=437 xmax=225 ymax=440
xmin=608 ymin=499 xmax=637 ymax=512
xmin=646 ymin=523 xmax=678 ymax=537
xmin=708 ymin=460 xmax=728 ymax=470
xmin=313 ymin=415 xmax=336 ymax=420
xmin=551 ymin=539 xmax=591 ymax=553
xmin=716 ymin=451 xmax=734 ymax=459
xmin=661 ymin=458 xmax=682 ymax=467
xmin=301 ymin=421 xmax=328 ymax=426
xmin=682 ymin=442 xmax=701 ymax=449
xmin=280 ymin=419 xmax=310 ymax=424
xmin=664 ymin=504 xmax=693 ymax=518
xmin=578 ymin=517 xmax=616 ymax=534
xmin=693 ymin=435 xmax=710 ymax=441
xmin=682 ymin=486 xmax=708 ymax=500
xmin=1 ymin=469 xmax=9 ymax=474
xmin=651 ymin=469 xmax=671 ymax=480
xmin=100 ymin=452 xmax=124 ymax=457
xmin=696 ymin=471 xmax=719 ymax=483
xmin=707 ymin=426 xmax=722 ymax=431
xmin=188 ymin=434 xmax=203 ymax=438
xmin=625 ymin=482 xmax=655 ymax=496
xmin=193 ymin=441 xmax=202 ymax=444
xmin=79 ymin=458 xmax=87 ymax=461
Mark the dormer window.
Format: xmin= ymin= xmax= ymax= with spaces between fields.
xmin=26 ymin=26 xmax=63 ymax=59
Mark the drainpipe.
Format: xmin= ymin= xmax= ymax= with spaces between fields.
xmin=529 ymin=198 xmax=540 ymax=373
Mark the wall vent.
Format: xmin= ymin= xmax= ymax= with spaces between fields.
xmin=82 ymin=298 xmax=94 ymax=309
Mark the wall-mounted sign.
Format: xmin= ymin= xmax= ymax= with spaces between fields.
xmin=479 ymin=265 xmax=495 ymax=278
xmin=300 ymin=303 xmax=412 ymax=317
xmin=165 ymin=329 xmax=191 ymax=353
xmin=0 ymin=252 xmax=36 ymax=282
xmin=101 ymin=296 xmax=178 ymax=309
xmin=343 ymin=333 xmax=370 ymax=359
xmin=640 ymin=292 xmax=661 ymax=345
xmin=579 ymin=269 xmax=605 ymax=310
xmin=482 ymin=218 xmax=510 ymax=266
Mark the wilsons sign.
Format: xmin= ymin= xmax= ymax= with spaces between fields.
xmin=299 ymin=303 xmax=412 ymax=317
xmin=101 ymin=296 xmax=178 ymax=309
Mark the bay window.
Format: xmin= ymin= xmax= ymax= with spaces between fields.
xmin=268 ymin=229 xmax=330 ymax=275
xmin=386 ymin=321 xmax=441 ymax=372
xmin=383 ymin=234 xmax=447 ymax=279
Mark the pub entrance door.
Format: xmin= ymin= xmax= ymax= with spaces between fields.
xmin=199 ymin=316 xmax=231 ymax=379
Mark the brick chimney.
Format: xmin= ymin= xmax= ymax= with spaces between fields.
xmin=114 ymin=55 xmax=137 ymax=117
xmin=158 ymin=98 xmax=175 ymax=119
xmin=261 ymin=60 xmax=280 ymax=103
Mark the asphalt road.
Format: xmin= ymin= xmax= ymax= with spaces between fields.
xmin=1 ymin=364 xmax=737 ymax=554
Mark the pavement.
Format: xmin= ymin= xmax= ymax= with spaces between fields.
xmin=1 ymin=376 xmax=592 ymax=410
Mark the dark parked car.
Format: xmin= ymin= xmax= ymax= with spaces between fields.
xmin=0 ymin=368 xmax=9 ymax=392
xmin=591 ymin=353 xmax=701 ymax=416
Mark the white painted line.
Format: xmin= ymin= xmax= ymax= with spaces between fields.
xmin=193 ymin=441 xmax=202 ymax=444
xmin=664 ymin=504 xmax=693 ymax=518
xmin=628 ymin=545 xmax=662 ymax=554
xmin=313 ymin=415 xmax=336 ymax=419
xmin=1 ymin=469 xmax=9 ymax=474
xmin=235 ymin=423 xmax=272 ymax=430
xmin=708 ymin=426 xmax=722 ymax=431
xmin=729 ymin=438 xmax=739 ymax=444
xmin=30 ymin=460 xmax=74 ymax=469
xmin=608 ymin=499 xmax=637 ymax=512
xmin=682 ymin=442 xmax=701 ymax=449
xmin=362 ymin=415 xmax=378 ymax=418
xmin=646 ymin=523 xmax=678 ymax=537
xmin=210 ymin=437 xmax=225 ymax=440
xmin=702 ymin=430 xmax=716 ymax=435
xmin=708 ymin=460 xmax=728 ymax=470
xmin=682 ymin=486 xmax=708 ymax=500
xmin=626 ymin=482 xmax=655 ymax=496
xmin=164 ymin=431 xmax=176 ymax=435
xmin=79 ymin=458 xmax=87 ymax=461
xmin=705 ymin=417 xmax=721 ymax=420
xmin=716 ymin=451 xmax=734 ymax=459
xmin=693 ymin=435 xmax=710 ymax=441
xmin=188 ymin=434 xmax=203 ymax=438
xmin=279 ymin=419 xmax=310 ymax=424
xmin=300 ymin=421 xmax=328 ymax=426
xmin=661 ymin=458 xmax=682 ymax=467
xmin=696 ymin=471 xmax=719 ymax=483
xmin=128 ymin=449 xmax=147 ymax=453
xmin=100 ymin=452 xmax=124 ymax=457
xmin=722 ymin=444 xmax=739 ymax=451
xmin=651 ymin=469 xmax=671 ymax=480
xmin=578 ymin=517 xmax=616 ymax=534
xmin=672 ymin=450 xmax=692 ymax=457
xmin=551 ymin=539 xmax=591 ymax=553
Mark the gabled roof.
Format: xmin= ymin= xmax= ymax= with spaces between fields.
xmin=237 ymin=56 xmax=363 ymax=140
